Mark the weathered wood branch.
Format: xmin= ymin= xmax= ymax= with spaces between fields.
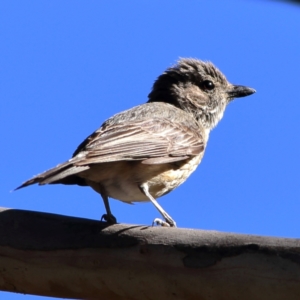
xmin=0 ymin=207 xmax=300 ymax=300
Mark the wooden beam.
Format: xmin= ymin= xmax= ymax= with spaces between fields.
xmin=0 ymin=207 xmax=300 ymax=299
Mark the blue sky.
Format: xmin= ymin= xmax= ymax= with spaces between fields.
xmin=1 ymin=1 xmax=300 ymax=299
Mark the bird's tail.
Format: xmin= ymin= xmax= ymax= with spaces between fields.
xmin=15 ymin=159 xmax=90 ymax=190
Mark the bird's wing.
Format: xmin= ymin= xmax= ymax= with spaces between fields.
xmin=15 ymin=104 xmax=205 ymax=189
xmin=74 ymin=116 xmax=205 ymax=166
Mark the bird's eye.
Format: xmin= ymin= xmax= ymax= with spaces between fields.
xmin=202 ymin=80 xmax=215 ymax=91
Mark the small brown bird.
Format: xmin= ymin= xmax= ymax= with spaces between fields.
xmin=17 ymin=58 xmax=255 ymax=227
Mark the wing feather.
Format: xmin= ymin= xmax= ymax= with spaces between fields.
xmin=75 ymin=117 xmax=204 ymax=166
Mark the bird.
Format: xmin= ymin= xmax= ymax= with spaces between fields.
xmin=16 ymin=58 xmax=255 ymax=227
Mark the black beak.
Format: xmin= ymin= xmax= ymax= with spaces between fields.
xmin=227 ymin=85 xmax=256 ymax=99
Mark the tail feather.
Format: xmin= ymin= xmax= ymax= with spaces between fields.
xmin=15 ymin=159 xmax=90 ymax=190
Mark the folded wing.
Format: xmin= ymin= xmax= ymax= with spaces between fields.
xmin=16 ymin=103 xmax=205 ymax=189
xmin=74 ymin=118 xmax=204 ymax=165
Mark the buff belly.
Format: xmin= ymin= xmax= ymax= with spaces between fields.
xmin=79 ymin=154 xmax=203 ymax=203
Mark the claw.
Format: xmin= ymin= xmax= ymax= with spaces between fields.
xmin=101 ymin=214 xmax=117 ymax=224
xmin=152 ymin=218 xmax=176 ymax=227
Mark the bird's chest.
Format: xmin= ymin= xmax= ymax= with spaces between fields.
xmin=146 ymin=154 xmax=203 ymax=198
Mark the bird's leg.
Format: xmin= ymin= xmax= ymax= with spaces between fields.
xmin=100 ymin=193 xmax=117 ymax=224
xmin=139 ymin=183 xmax=177 ymax=227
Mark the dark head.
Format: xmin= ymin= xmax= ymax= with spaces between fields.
xmin=148 ymin=58 xmax=255 ymax=130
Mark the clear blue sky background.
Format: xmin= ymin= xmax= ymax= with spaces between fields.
xmin=1 ymin=1 xmax=300 ymax=299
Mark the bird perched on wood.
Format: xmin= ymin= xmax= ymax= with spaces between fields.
xmin=16 ymin=58 xmax=255 ymax=227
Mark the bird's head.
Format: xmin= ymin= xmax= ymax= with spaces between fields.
xmin=148 ymin=58 xmax=255 ymax=130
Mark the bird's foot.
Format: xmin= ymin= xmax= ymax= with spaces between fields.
xmin=152 ymin=218 xmax=177 ymax=227
xmin=101 ymin=214 xmax=117 ymax=224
